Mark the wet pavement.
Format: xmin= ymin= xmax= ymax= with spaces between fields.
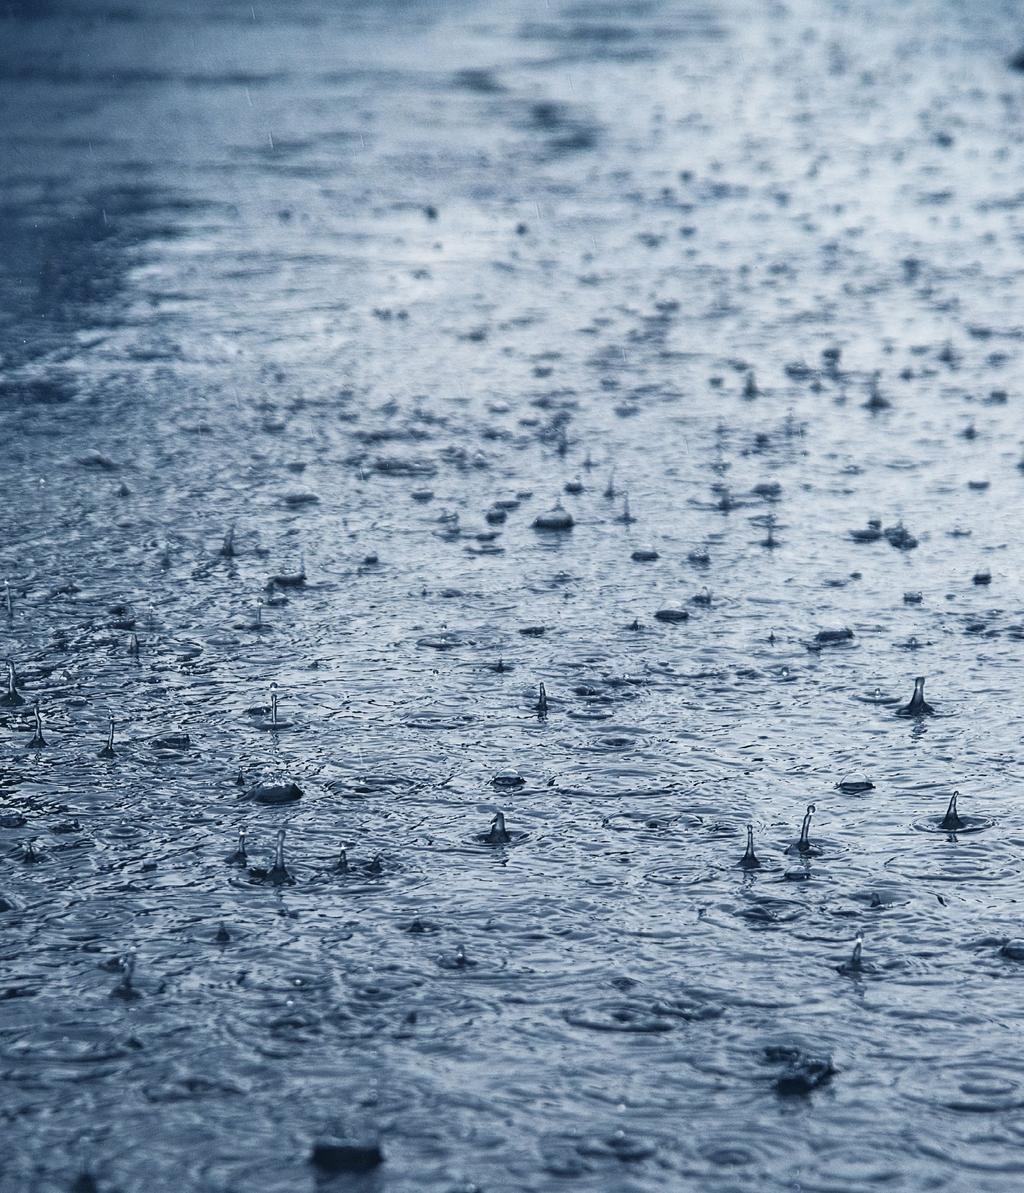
xmin=3 ymin=1 xmax=1024 ymax=1190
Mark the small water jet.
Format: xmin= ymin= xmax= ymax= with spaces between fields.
xmin=239 ymin=600 xmax=270 ymax=633
xmin=915 ymin=789 xmax=992 ymax=834
xmin=837 ymin=934 xmax=864 ymax=975
xmin=788 ymin=804 xmax=818 ymax=855
xmin=226 ymin=828 xmax=247 ymax=866
xmin=739 ymin=825 xmax=760 ymax=870
xmin=481 ymin=811 xmax=512 ymax=845
xmin=0 ymin=660 xmax=24 ymax=707
xmin=28 ymin=701 xmax=45 ymax=748
xmin=264 ymin=828 xmax=295 ymax=886
xmin=111 ymin=951 xmax=140 ymax=1001
xmin=20 ymin=839 xmax=41 ymax=864
xmin=940 ymin=790 xmax=964 ymax=831
xmin=98 ymin=715 xmax=116 ymax=759
xmin=439 ymin=942 xmax=473 ymax=969
xmin=256 ymin=682 xmax=292 ymax=730
xmin=897 ymin=676 xmax=934 ymax=717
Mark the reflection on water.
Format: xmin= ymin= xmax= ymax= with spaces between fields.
xmin=3 ymin=0 xmax=1024 ymax=1190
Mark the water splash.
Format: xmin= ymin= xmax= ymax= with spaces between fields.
xmin=28 ymin=700 xmax=45 ymax=748
xmin=98 ymin=714 xmax=116 ymax=759
xmin=897 ymin=676 xmax=935 ymax=717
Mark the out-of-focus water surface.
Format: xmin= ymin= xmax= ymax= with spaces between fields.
xmin=2 ymin=0 xmax=1024 ymax=1189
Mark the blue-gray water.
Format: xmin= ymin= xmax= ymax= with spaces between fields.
xmin=3 ymin=1 xmax=1024 ymax=1190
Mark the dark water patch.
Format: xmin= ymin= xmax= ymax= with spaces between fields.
xmin=452 ymin=68 xmax=504 ymax=94
xmin=642 ymin=860 xmax=719 ymax=887
xmin=323 ymin=773 xmax=423 ymax=798
xmin=0 ymin=182 xmax=200 ymax=368
xmin=565 ymin=992 xmax=722 ymax=1033
xmin=734 ymin=895 xmax=807 ymax=927
xmin=517 ymin=99 xmax=602 ymax=156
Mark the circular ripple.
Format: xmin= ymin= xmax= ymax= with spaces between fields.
xmin=901 ymin=1059 xmax=1024 ymax=1114
xmin=913 ymin=815 xmax=993 ymax=835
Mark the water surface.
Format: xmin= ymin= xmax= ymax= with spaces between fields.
xmin=3 ymin=0 xmax=1024 ymax=1190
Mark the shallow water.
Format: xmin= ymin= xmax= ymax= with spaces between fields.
xmin=3 ymin=0 xmax=1024 ymax=1190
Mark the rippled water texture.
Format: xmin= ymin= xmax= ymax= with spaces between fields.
xmin=3 ymin=0 xmax=1024 ymax=1190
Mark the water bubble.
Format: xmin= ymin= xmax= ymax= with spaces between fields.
xmin=837 ymin=773 xmax=873 ymax=794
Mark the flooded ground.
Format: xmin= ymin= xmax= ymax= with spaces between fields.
xmin=3 ymin=0 xmax=1024 ymax=1189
